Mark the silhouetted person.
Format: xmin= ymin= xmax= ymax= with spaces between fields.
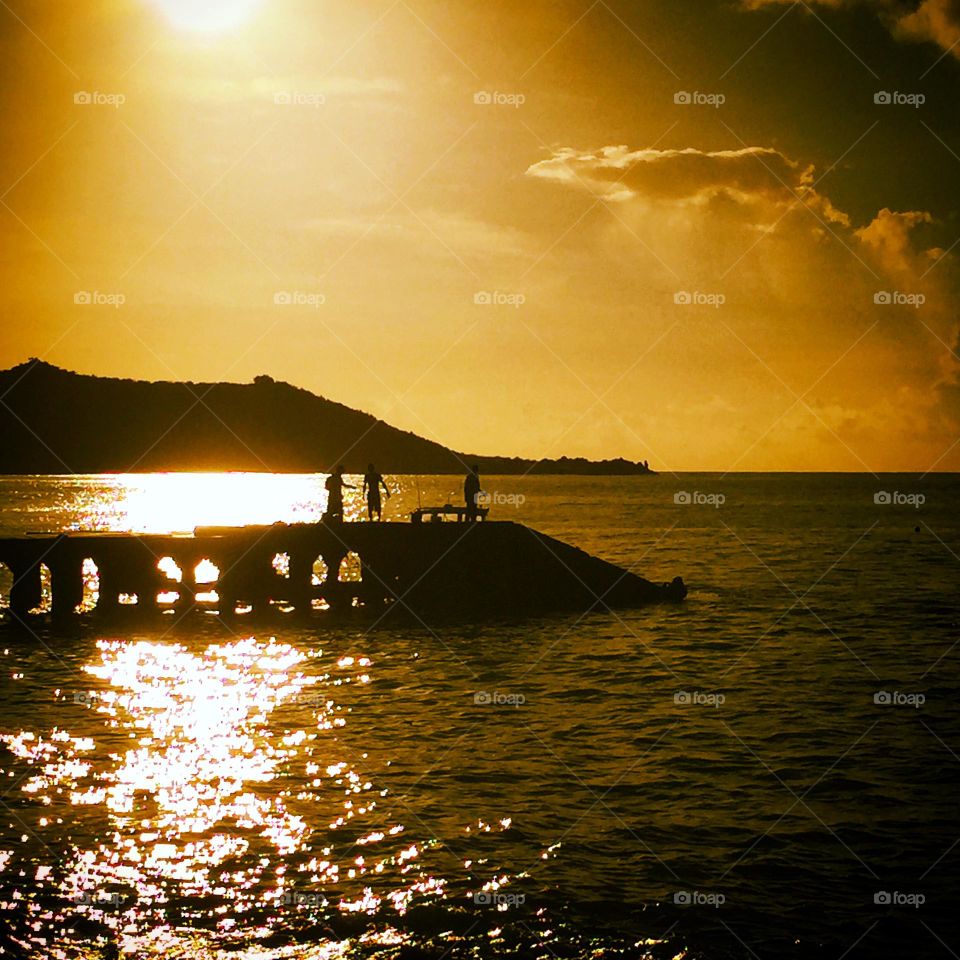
xmin=464 ymin=464 xmax=482 ymax=521
xmin=324 ymin=464 xmax=354 ymax=521
xmin=362 ymin=463 xmax=391 ymax=521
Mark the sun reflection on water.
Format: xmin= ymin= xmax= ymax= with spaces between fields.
xmin=67 ymin=473 xmax=367 ymax=534
xmin=0 ymin=635 xmax=472 ymax=956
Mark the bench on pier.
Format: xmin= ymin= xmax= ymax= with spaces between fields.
xmin=410 ymin=504 xmax=489 ymax=523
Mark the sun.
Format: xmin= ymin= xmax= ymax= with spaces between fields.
xmin=151 ymin=0 xmax=264 ymax=33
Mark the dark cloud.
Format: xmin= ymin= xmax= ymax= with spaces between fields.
xmin=742 ymin=0 xmax=960 ymax=58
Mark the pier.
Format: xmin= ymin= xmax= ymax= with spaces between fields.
xmin=0 ymin=521 xmax=686 ymax=621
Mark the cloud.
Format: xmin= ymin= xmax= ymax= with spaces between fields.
xmin=524 ymin=138 xmax=960 ymax=467
xmin=741 ymin=0 xmax=850 ymax=6
xmin=854 ymin=208 xmax=936 ymax=274
xmin=525 ymin=145 xmax=850 ymax=225
xmin=894 ymin=0 xmax=960 ymax=57
xmin=741 ymin=0 xmax=960 ymax=59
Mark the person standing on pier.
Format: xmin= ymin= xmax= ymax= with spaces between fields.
xmin=464 ymin=464 xmax=482 ymax=521
xmin=362 ymin=463 xmax=391 ymax=521
xmin=324 ymin=465 xmax=353 ymax=522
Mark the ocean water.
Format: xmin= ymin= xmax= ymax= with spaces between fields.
xmin=0 ymin=472 xmax=956 ymax=959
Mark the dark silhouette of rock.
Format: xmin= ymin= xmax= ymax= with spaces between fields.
xmin=0 ymin=359 xmax=657 ymax=476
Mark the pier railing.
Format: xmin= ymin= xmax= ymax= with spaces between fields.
xmin=0 ymin=521 xmax=685 ymax=620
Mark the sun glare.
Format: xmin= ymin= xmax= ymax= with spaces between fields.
xmin=151 ymin=0 xmax=264 ymax=33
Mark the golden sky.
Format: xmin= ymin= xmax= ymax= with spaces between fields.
xmin=1 ymin=0 xmax=959 ymax=470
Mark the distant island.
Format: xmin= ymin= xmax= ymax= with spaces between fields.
xmin=0 ymin=360 xmax=656 ymax=476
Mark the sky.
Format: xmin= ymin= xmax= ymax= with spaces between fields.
xmin=1 ymin=0 xmax=959 ymax=471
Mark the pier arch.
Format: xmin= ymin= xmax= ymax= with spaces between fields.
xmin=0 ymin=562 xmax=12 ymax=611
xmin=33 ymin=564 xmax=53 ymax=614
xmin=156 ymin=556 xmax=183 ymax=607
xmin=78 ymin=558 xmax=100 ymax=613
xmin=194 ymin=558 xmax=221 ymax=605
xmin=338 ymin=551 xmax=362 ymax=583
xmin=157 ymin=556 xmax=183 ymax=583
xmin=194 ymin=559 xmax=220 ymax=584
xmin=308 ymin=555 xmax=331 ymax=611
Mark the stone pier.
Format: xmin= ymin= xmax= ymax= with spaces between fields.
xmin=0 ymin=521 xmax=686 ymax=621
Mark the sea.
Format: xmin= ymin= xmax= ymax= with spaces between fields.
xmin=0 ymin=472 xmax=956 ymax=960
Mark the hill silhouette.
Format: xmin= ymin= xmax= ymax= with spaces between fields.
xmin=0 ymin=360 xmax=655 ymax=475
